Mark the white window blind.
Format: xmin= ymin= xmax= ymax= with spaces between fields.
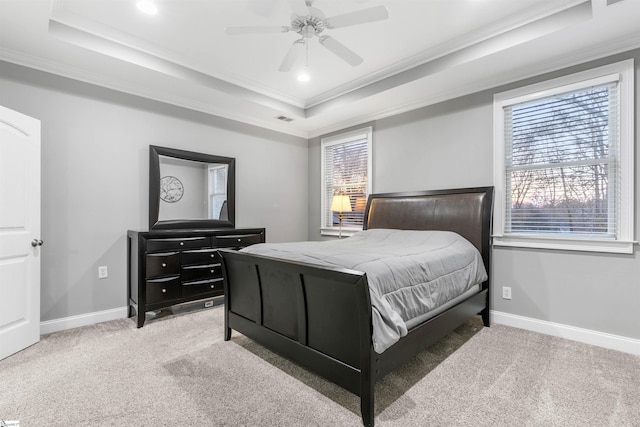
xmin=504 ymin=82 xmax=618 ymax=237
xmin=321 ymin=127 xmax=372 ymax=235
xmin=493 ymin=59 xmax=634 ymax=253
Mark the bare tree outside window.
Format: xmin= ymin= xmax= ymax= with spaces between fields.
xmin=505 ymin=84 xmax=616 ymax=237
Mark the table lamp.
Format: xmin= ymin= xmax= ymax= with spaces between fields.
xmin=331 ymin=194 xmax=352 ymax=238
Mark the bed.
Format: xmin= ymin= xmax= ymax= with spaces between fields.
xmin=219 ymin=186 xmax=493 ymax=427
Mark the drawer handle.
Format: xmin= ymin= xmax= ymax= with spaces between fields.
xmin=162 ymin=288 xmax=167 ymax=293
xmin=237 ymin=238 xmax=242 ymax=242
xmin=210 ymin=285 xmax=215 ymax=289
xmin=180 ymin=242 xmax=184 ymax=246
xmin=210 ymin=254 xmax=215 ymax=258
xmin=210 ymin=269 xmax=215 ymax=273
xmin=162 ymin=263 xmax=167 ymax=267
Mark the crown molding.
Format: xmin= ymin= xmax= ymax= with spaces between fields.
xmin=307 ymin=33 xmax=640 ymax=138
xmin=0 ymin=48 xmax=310 ymax=139
xmin=2 ymin=14 xmax=639 ymax=142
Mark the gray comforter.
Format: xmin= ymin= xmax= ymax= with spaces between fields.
xmin=240 ymin=229 xmax=487 ymax=353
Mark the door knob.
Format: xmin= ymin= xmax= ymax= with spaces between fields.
xmin=31 ymin=239 xmax=44 ymax=247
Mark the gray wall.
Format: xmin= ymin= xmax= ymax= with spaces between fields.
xmin=2 ymin=45 xmax=638 ymax=341
xmin=309 ymin=49 xmax=640 ymax=341
xmin=0 ymin=61 xmax=308 ymax=322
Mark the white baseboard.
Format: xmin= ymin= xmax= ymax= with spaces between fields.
xmin=38 ymin=308 xmax=640 ymax=355
xmin=40 ymin=306 xmax=129 ymax=335
xmin=491 ymin=310 xmax=640 ymax=356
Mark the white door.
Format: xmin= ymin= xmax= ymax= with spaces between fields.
xmin=0 ymin=105 xmax=41 ymax=360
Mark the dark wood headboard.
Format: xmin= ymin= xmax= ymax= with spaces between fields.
xmin=363 ymin=187 xmax=494 ymax=271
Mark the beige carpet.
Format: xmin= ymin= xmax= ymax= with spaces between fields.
xmin=1 ymin=306 xmax=639 ymax=426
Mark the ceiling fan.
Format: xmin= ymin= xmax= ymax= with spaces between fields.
xmin=225 ymin=0 xmax=389 ymax=72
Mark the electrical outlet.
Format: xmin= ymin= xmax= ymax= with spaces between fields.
xmin=98 ymin=266 xmax=108 ymax=279
xmin=502 ymin=286 xmax=512 ymax=300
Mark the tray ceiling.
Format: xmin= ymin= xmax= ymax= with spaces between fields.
xmin=1 ymin=0 xmax=639 ymax=138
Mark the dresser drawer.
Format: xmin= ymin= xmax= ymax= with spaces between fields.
xmin=182 ymin=278 xmax=224 ymax=298
xmin=147 ymin=276 xmax=181 ymax=304
xmin=147 ymin=237 xmax=211 ymax=252
xmin=146 ymin=252 xmax=180 ymax=278
xmin=215 ymin=233 xmax=264 ymax=248
xmin=181 ymin=248 xmax=220 ymax=266
xmin=181 ymin=263 xmax=222 ymax=282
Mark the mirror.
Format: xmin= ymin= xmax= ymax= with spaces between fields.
xmin=149 ymin=145 xmax=235 ymax=230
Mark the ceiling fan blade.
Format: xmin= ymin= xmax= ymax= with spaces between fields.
xmin=319 ymin=35 xmax=363 ymax=66
xmin=225 ymin=26 xmax=290 ymax=35
xmin=324 ymin=6 xmax=389 ymax=29
xmin=279 ymin=40 xmax=304 ymax=72
xmin=288 ymin=0 xmax=310 ymax=17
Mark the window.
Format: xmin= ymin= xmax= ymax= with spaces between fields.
xmin=321 ymin=127 xmax=372 ymax=236
xmin=493 ymin=59 xmax=634 ymax=253
xmin=208 ymin=164 xmax=228 ymax=219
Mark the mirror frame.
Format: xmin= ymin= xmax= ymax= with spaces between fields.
xmin=149 ymin=145 xmax=236 ymax=230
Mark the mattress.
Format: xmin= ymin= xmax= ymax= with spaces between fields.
xmin=241 ymin=228 xmax=488 ymax=353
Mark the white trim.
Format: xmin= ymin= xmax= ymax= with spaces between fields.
xmin=40 ymin=306 xmax=128 ymax=335
xmin=320 ymin=127 xmax=372 ymax=146
xmin=3 ymin=21 xmax=639 ymax=140
xmin=0 ymin=48 xmax=311 ymax=140
xmin=320 ymin=228 xmax=359 ymax=238
xmin=494 ymin=72 xmax=622 ymax=106
xmin=491 ymin=310 xmax=640 ymax=356
xmin=307 ymin=34 xmax=640 ymax=139
xmin=493 ymin=235 xmax=637 ymax=254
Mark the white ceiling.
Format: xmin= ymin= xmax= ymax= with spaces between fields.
xmin=1 ymin=0 xmax=639 ymax=138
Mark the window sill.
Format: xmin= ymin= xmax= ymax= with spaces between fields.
xmin=320 ymin=228 xmax=361 ymax=238
xmin=493 ymin=235 xmax=636 ymax=254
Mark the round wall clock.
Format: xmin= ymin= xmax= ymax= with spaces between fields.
xmin=159 ymin=176 xmax=184 ymax=203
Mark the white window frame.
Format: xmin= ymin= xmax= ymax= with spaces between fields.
xmin=493 ymin=59 xmax=635 ymax=254
xmin=320 ymin=127 xmax=373 ymax=237
xmin=207 ymin=163 xmax=228 ymax=219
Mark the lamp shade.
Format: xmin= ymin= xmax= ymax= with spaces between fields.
xmin=330 ymin=195 xmax=352 ymax=213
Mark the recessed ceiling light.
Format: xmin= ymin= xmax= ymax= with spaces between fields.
xmin=137 ymin=1 xmax=158 ymax=15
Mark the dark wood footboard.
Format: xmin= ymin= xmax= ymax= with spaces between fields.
xmin=220 ymin=186 xmax=493 ymax=427
xmin=221 ymin=249 xmax=488 ymax=427
xmin=221 ymin=249 xmax=377 ymax=425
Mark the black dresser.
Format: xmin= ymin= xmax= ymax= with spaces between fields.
xmin=127 ymin=228 xmax=265 ymax=327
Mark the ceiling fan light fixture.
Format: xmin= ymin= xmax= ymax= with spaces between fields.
xmin=297 ymin=68 xmax=311 ymax=82
xmin=227 ymin=1 xmax=388 ymax=72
